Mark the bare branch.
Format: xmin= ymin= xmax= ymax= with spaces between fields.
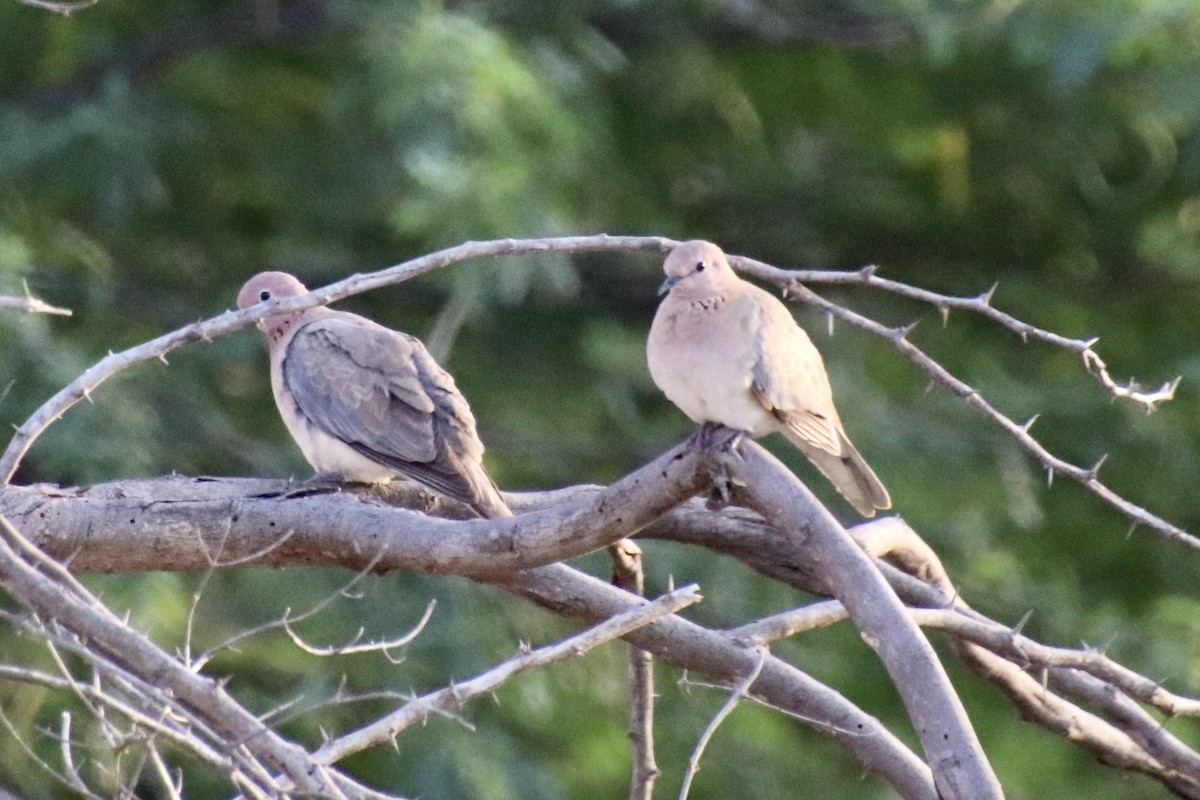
xmin=498 ymin=563 xmax=939 ymax=800
xmin=779 ymin=281 xmax=1200 ymax=551
xmin=609 ymin=540 xmax=659 ymax=800
xmin=313 ymin=583 xmax=703 ymax=765
xmin=2 ymin=474 xmax=946 ymax=797
xmin=726 ymin=442 xmax=1002 ymax=800
xmin=736 ymin=257 xmax=1179 ymax=411
xmin=13 ymin=0 xmax=98 ymax=15
xmin=283 ymin=598 xmax=435 ymax=658
xmin=678 ymin=646 xmax=767 ymax=800
xmin=0 ymin=291 xmax=73 ymax=317
xmin=0 ymin=514 xmax=359 ymax=798
xmin=0 ymin=235 xmax=678 ymax=484
xmin=729 ymin=599 xmax=847 ymax=644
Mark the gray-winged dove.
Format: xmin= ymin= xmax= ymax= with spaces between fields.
xmin=237 ymin=272 xmax=511 ymax=518
xmin=646 ymin=240 xmax=891 ymax=517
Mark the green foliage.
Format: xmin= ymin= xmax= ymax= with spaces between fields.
xmin=2 ymin=0 xmax=1200 ymax=797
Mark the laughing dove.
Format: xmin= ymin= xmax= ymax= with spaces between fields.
xmin=647 ymin=240 xmax=891 ymax=517
xmin=237 ymin=272 xmax=511 ymax=518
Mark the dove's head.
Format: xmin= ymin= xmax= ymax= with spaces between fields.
xmin=659 ymin=240 xmax=738 ymax=299
xmin=237 ymin=271 xmax=312 ymax=341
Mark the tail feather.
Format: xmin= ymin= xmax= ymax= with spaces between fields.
xmin=784 ymin=430 xmax=891 ymax=517
xmin=465 ymin=462 xmax=513 ymax=519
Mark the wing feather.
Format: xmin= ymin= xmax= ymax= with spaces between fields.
xmin=283 ymin=315 xmax=490 ymax=506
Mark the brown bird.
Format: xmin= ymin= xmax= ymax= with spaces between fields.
xmin=646 ymin=240 xmax=891 ymax=516
xmin=237 ymin=272 xmax=511 ymax=518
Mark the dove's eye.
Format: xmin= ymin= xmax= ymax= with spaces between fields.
xmin=259 ymin=290 xmax=272 ymax=302
xmin=695 ymin=261 xmax=706 ymax=272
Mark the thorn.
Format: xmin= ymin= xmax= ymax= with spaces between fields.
xmin=1020 ymin=414 xmax=1039 ymax=433
xmin=1085 ymin=454 xmax=1108 ymax=480
xmin=781 ymin=279 xmax=806 ymax=301
xmin=857 ymin=264 xmax=878 ymax=279
xmin=826 ymin=312 xmax=835 ymax=337
xmin=894 ymin=320 xmax=920 ymax=340
xmin=158 ymin=354 xmax=170 ymax=366
xmin=1126 ymin=523 xmax=1138 ymax=540
xmin=939 ymin=305 xmax=950 ymax=326
xmin=1083 ymin=336 xmax=1101 ymax=349
xmin=1012 ymin=609 xmax=1034 ymax=637
xmin=977 ymin=283 xmax=998 ymax=306
xmin=1046 ymin=467 xmax=1054 ymax=488
xmin=924 ymin=379 xmax=936 ymax=395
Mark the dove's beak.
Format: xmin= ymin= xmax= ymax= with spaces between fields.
xmin=658 ymin=276 xmax=680 ymax=297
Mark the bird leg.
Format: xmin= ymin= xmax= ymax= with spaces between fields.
xmin=689 ymin=421 xmax=746 ymax=452
xmin=687 ymin=424 xmax=749 ymax=509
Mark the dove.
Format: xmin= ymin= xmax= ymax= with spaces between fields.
xmin=236 ymin=272 xmax=511 ymax=518
xmin=646 ymin=240 xmax=890 ymax=516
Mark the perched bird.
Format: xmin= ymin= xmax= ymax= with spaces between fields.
xmin=237 ymin=272 xmax=511 ymax=518
xmin=646 ymin=240 xmax=891 ymax=517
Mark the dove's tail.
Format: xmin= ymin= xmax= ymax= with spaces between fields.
xmin=784 ymin=429 xmax=892 ymax=517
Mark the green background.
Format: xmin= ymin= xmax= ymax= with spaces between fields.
xmin=3 ymin=0 xmax=1200 ymax=797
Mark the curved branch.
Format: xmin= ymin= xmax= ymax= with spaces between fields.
xmin=738 ymin=258 xmax=1179 ymax=411
xmin=777 ymin=281 xmax=1199 ymax=551
xmin=725 ymin=443 xmax=1001 ymax=799
xmin=0 ymin=234 xmax=678 ymax=484
xmin=495 ymin=562 xmax=938 ymax=800
xmin=0 ymin=471 xmax=939 ymax=798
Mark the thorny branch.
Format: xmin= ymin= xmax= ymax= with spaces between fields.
xmin=1 ymin=236 xmax=1197 ymax=797
xmin=609 ymin=539 xmax=660 ymax=800
xmin=0 ymin=289 xmax=72 ymax=316
xmin=778 ymin=281 xmax=1199 ymax=551
xmin=4 ymin=469 xmax=1200 ymax=796
xmin=2 ymin=236 xmax=1185 ymax=551
xmin=678 ymin=646 xmax=768 ymax=800
xmin=737 ymin=257 xmax=1180 ymax=411
xmin=313 ymin=583 xmax=702 ymax=766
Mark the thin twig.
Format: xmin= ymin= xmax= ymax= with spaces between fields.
xmin=609 ymin=540 xmax=660 ymax=800
xmin=14 ymin=0 xmax=99 ymax=15
xmin=314 ymin=584 xmax=703 ymax=766
xmin=193 ymin=552 xmax=386 ymax=670
xmin=148 ymin=743 xmax=184 ymax=800
xmin=782 ymin=282 xmax=1200 ymax=551
xmin=0 ymin=515 xmax=344 ymax=797
xmin=283 ymin=598 xmax=435 ymax=658
xmin=736 ymin=257 xmax=1179 ymax=411
xmin=0 ymin=288 xmax=72 ymax=317
xmin=912 ymin=608 xmax=1200 ymax=717
xmin=677 ymin=646 xmax=768 ymax=800
xmin=729 ymin=600 xmax=847 ymax=644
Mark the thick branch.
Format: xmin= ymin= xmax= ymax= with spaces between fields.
xmin=1 ymin=444 xmax=706 ymax=576
xmin=727 ymin=443 xmax=1002 ymax=800
xmin=0 ymin=515 xmax=350 ymax=798
xmin=0 ymin=465 xmax=941 ymax=798
xmin=494 ymin=563 xmax=937 ymax=800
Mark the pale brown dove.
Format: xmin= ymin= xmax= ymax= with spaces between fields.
xmin=236 ymin=272 xmax=511 ymax=518
xmin=647 ymin=240 xmax=891 ymax=517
